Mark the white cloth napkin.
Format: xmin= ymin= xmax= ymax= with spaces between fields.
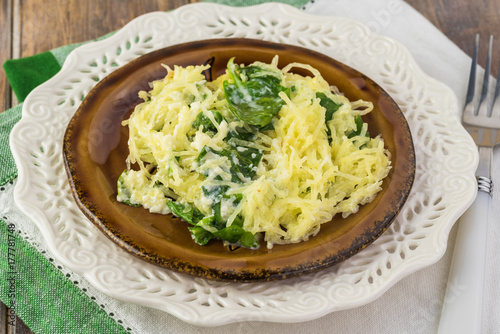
xmin=3 ymin=0 xmax=498 ymax=333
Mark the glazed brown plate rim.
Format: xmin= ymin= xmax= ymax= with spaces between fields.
xmin=63 ymin=38 xmax=416 ymax=282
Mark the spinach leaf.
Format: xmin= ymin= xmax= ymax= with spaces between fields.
xmin=194 ymin=145 xmax=210 ymax=163
xmin=214 ymin=224 xmax=245 ymax=244
xmin=227 ymin=145 xmax=262 ymax=183
xmin=316 ymin=92 xmax=342 ymax=122
xmin=196 ymin=215 xmax=218 ymax=233
xmin=231 ymin=145 xmax=262 ymax=170
xmin=167 ymin=201 xmax=204 ymax=225
xmin=316 ymin=92 xmax=343 ymax=142
xmin=188 ymin=217 xmax=259 ymax=248
xmin=187 ymin=226 xmax=214 ymax=245
xmin=224 ymin=58 xmax=287 ymax=127
xmin=258 ymin=122 xmax=275 ymax=132
xmin=347 ymin=115 xmax=369 ymax=139
xmin=170 ymin=198 xmax=259 ymax=248
xmin=202 ymin=184 xmax=229 ymax=199
xmin=193 ymin=110 xmax=225 ymax=134
xmin=196 ymin=145 xmax=262 ymax=183
xmin=238 ymin=231 xmax=259 ymax=249
xmin=226 ymin=125 xmax=254 ymax=141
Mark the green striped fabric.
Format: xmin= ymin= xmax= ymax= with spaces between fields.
xmin=0 ymin=105 xmax=21 ymax=184
xmin=0 ymin=220 xmax=128 ymax=333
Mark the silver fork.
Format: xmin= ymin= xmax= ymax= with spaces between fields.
xmin=438 ymin=35 xmax=497 ymax=334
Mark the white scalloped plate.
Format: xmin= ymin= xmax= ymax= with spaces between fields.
xmin=10 ymin=3 xmax=477 ymax=326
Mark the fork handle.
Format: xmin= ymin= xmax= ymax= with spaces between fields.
xmin=437 ymin=190 xmax=491 ymax=334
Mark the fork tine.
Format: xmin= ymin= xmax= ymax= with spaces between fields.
xmin=465 ymin=34 xmax=479 ymax=108
xmin=463 ymin=35 xmax=500 ymax=128
xmin=477 ymin=36 xmax=493 ymax=117
xmin=492 ymin=42 xmax=500 ymax=119
xmin=480 ymin=36 xmax=492 ymax=102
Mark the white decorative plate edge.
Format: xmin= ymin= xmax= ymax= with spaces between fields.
xmin=9 ymin=3 xmax=477 ymax=326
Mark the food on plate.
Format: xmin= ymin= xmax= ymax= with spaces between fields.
xmin=117 ymin=56 xmax=391 ymax=249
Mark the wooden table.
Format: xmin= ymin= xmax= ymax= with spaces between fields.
xmin=1 ymin=1 xmax=499 ymax=333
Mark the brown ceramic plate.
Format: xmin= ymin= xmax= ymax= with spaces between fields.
xmin=63 ymin=38 xmax=415 ymax=282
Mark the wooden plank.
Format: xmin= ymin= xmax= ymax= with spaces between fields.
xmin=17 ymin=0 xmax=200 ymax=58
xmin=7 ymin=317 xmax=32 ymax=334
xmin=0 ymin=0 xmax=13 ymax=112
xmin=0 ymin=301 xmax=6 ymax=334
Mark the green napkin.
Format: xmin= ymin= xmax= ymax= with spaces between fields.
xmin=0 ymin=1 xmax=310 ymax=333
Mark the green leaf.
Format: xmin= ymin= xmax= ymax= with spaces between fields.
xmin=188 ymin=226 xmax=215 ymax=245
xmin=232 ymin=145 xmax=263 ymax=169
xmin=196 ymin=145 xmax=262 ymax=183
xmin=210 ymin=201 xmax=226 ymax=230
xmin=193 ymin=110 xmax=225 ymax=134
xmin=347 ymin=115 xmax=369 ymax=138
xmin=316 ymin=92 xmax=342 ymax=142
xmin=202 ymin=184 xmax=229 ymax=200
xmin=195 ymin=216 xmax=217 ymax=233
xmin=214 ymin=224 xmax=245 ymax=244
xmin=238 ymin=231 xmax=259 ymax=249
xmin=195 ymin=145 xmax=209 ymax=162
xmin=226 ymin=125 xmax=255 ymax=141
xmin=224 ymin=58 xmax=287 ymax=127
xmin=167 ymin=201 xmax=204 ymax=225
xmin=316 ymin=92 xmax=342 ymax=122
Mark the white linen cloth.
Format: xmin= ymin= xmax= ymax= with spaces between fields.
xmin=2 ymin=0 xmax=498 ymax=332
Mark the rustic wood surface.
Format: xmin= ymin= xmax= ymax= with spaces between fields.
xmin=1 ymin=0 xmax=499 ymax=333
